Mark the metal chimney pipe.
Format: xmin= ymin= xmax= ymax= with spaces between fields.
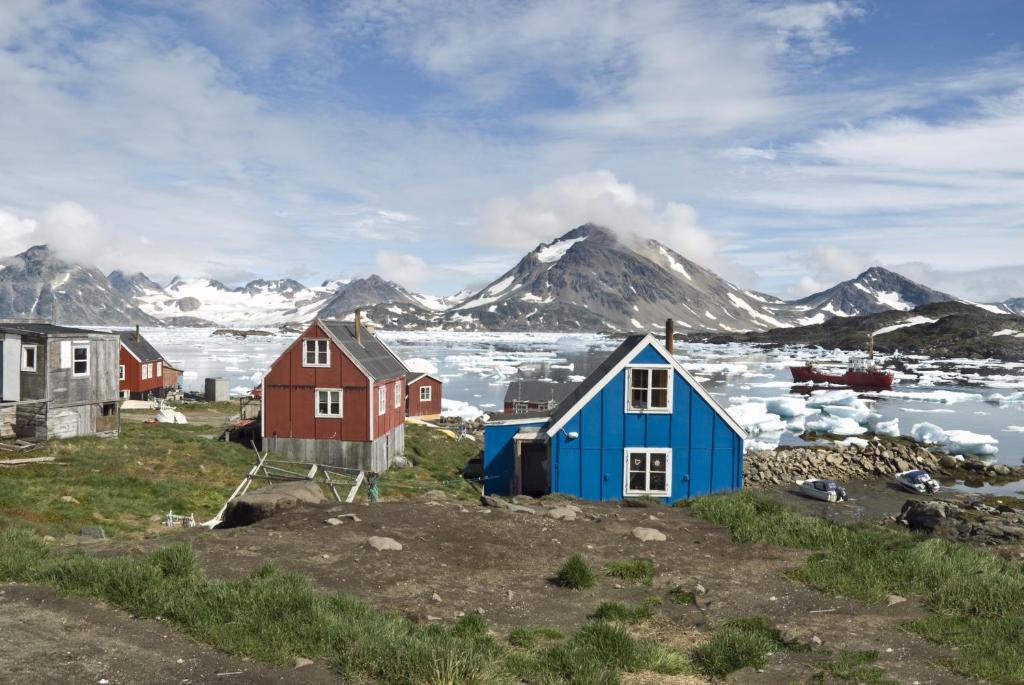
xmin=135 ymin=324 xmax=140 ymax=342
xmin=665 ymin=318 xmax=674 ymax=354
xmin=354 ymin=308 xmax=362 ymax=345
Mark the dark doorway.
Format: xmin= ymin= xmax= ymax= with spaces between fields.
xmin=520 ymin=442 xmax=550 ymax=497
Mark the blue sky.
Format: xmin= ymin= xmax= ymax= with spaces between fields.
xmin=1 ymin=0 xmax=1022 ymax=302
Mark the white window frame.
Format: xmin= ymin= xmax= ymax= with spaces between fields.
xmin=142 ymin=363 xmax=150 ymax=380
xmin=302 ymin=339 xmax=330 ymax=367
xmin=118 ymin=364 xmax=126 ymax=381
xmin=624 ymin=365 xmax=672 ymax=413
xmin=419 ymin=385 xmax=432 ymax=402
xmin=71 ymin=343 xmax=90 ymax=377
xmin=21 ymin=344 xmax=38 ymax=372
xmin=512 ymin=399 xmax=529 ymax=414
xmin=623 ymin=448 xmax=672 ymax=498
xmin=156 ymin=361 xmax=162 ymax=377
xmin=393 ymin=380 xmax=401 ymax=408
xmin=378 ymin=386 xmax=386 ymax=415
xmin=314 ymin=388 xmax=343 ymax=418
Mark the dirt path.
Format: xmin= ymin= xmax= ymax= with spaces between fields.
xmin=0 ymin=584 xmax=339 ymax=685
xmin=92 ymin=497 xmax=974 ymax=684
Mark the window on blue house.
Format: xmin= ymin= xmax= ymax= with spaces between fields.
xmin=627 ymin=367 xmax=671 ymax=411
xmin=624 ymin=449 xmax=671 ymax=497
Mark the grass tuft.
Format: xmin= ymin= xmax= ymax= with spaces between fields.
xmin=813 ymin=650 xmax=899 ymax=684
xmin=603 ymin=559 xmax=655 ymax=586
xmin=592 ymin=601 xmax=655 ymax=624
xmin=691 ymin=617 xmax=805 ymax=678
xmin=668 ymin=586 xmax=695 ymax=605
xmin=553 ymin=554 xmax=597 ymax=590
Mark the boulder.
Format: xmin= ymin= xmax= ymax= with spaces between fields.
xmin=368 ymin=536 xmax=402 ymax=551
xmin=897 ymin=500 xmax=960 ymax=534
xmin=547 ymin=507 xmax=577 ymax=521
xmin=632 ymin=527 xmax=667 ymax=542
xmin=220 ymin=481 xmax=326 ymax=528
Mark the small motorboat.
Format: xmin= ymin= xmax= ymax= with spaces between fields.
xmin=796 ymin=479 xmax=849 ymax=502
xmin=895 ymin=469 xmax=940 ymax=494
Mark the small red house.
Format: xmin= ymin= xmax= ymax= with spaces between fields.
xmin=405 ymin=372 xmax=442 ymax=419
xmin=261 ymin=314 xmax=407 ymax=471
xmin=119 ymin=328 xmax=169 ymax=400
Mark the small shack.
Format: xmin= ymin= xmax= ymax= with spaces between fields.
xmin=405 ymin=372 xmax=442 ymax=419
xmin=118 ymin=327 xmax=171 ymax=400
xmin=483 ymin=323 xmax=746 ymax=504
xmin=0 ymin=321 xmax=120 ymax=440
xmin=503 ymin=380 xmax=576 ymax=414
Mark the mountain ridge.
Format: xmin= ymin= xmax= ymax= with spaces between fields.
xmin=0 ymin=234 xmax=1015 ymax=332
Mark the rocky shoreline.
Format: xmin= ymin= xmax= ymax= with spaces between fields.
xmin=744 ymin=438 xmax=1024 ymax=487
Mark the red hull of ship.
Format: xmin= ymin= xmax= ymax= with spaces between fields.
xmin=790 ymin=365 xmax=894 ymax=390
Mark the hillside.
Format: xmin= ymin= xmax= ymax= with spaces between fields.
xmin=692 ymin=300 xmax=1024 ymax=360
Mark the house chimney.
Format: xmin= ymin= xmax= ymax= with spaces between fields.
xmin=134 ymin=324 xmax=140 ymax=342
xmin=665 ymin=318 xmax=674 ymax=354
xmin=354 ymin=308 xmax=362 ymax=345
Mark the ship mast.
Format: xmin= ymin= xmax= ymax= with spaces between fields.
xmin=867 ymin=333 xmax=875 ymax=363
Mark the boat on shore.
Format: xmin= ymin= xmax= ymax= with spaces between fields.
xmin=796 ymin=478 xmax=848 ymax=502
xmin=790 ymin=335 xmax=894 ymax=390
xmin=895 ymin=469 xmax=940 ymax=494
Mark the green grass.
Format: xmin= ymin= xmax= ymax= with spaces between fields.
xmin=691 ymin=617 xmax=806 ymax=678
xmin=813 ymin=650 xmax=898 ymax=684
xmin=0 ymin=422 xmax=258 ymax=538
xmin=689 ymin=492 xmax=1024 ymax=683
xmin=603 ymin=559 xmax=655 ymax=586
xmin=507 ymin=626 xmax=565 ymax=649
xmin=0 ymin=528 xmax=688 ymax=684
xmin=375 ymin=424 xmax=482 ymax=501
xmin=554 ymin=554 xmax=597 ymax=590
xmin=592 ymin=600 xmax=656 ymax=624
xmin=668 ymin=586 xmax=695 ymax=605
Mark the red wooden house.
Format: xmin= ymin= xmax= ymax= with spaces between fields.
xmin=405 ymin=372 xmax=442 ymax=419
xmin=261 ymin=312 xmax=407 ymax=471
xmin=119 ymin=328 xmax=169 ymax=400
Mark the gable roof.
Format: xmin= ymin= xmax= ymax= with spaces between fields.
xmin=318 ymin=319 xmax=407 ymax=381
xmin=503 ymin=380 xmax=578 ymax=405
xmin=118 ymin=331 xmax=164 ymax=362
xmin=406 ymin=371 xmax=441 ymax=385
xmin=543 ymin=334 xmax=747 ymax=439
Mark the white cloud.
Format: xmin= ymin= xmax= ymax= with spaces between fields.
xmin=478 ymin=170 xmax=728 ymax=272
xmin=375 ymin=249 xmax=432 ymax=289
xmin=0 ymin=208 xmax=37 ymax=253
xmin=35 ymin=202 xmax=108 ymax=266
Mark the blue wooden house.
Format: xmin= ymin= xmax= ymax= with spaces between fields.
xmin=482 ymin=330 xmax=746 ymax=504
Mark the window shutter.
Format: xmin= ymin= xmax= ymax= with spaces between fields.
xmin=60 ymin=341 xmax=72 ymax=368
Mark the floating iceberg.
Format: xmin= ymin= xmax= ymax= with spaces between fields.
xmin=867 ymin=390 xmax=983 ymax=404
xmin=806 ymin=389 xmax=860 ymax=409
xmin=910 ymin=422 xmax=998 ymax=457
xmin=726 ymin=401 xmax=787 ymax=436
xmin=442 ymin=399 xmax=485 ymax=422
xmin=987 ymin=392 xmax=1024 ymax=405
xmin=405 ymin=357 xmax=440 ymax=375
xmin=805 ymin=415 xmax=866 ymax=436
xmin=764 ymin=396 xmax=809 ymax=418
xmin=872 ymin=418 xmax=900 ymax=438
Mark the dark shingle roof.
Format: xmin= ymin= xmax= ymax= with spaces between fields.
xmin=406 ymin=371 xmax=440 ymax=384
xmin=0 ymin=322 xmax=112 ymax=337
xmin=118 ymin=331 xmax=164 ymax=362
xmin=542 ymin=335 xmax=646 ymax=433
xmin=486 ymin=410 xmax=554 ymax=423
xmin=320 ymin=320 xmax=407 ymax=381
xmin=502 ymin=380 xmax=577 ymax=405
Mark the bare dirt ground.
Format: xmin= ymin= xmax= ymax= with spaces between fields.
xmin=0 ymin=584 xmax=338 ymax=685
xmin=26 ymin=495 xmax=970 ymax=684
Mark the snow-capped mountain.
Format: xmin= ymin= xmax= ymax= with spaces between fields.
xmin=317 ymin=275 xmax=433 ymax=319
xmin=1002 ymin=298 xmax=1024 ymax=316
xmin=789 ymin=266 xmax=955 ymax=323
xmin=0 ymin=245 xmax=158 ymax=325
xmin=132 ymin=276 xmax=335 ymax=326
xmin=445 ymin=224 xmax=791 ymax=333
xmin=108 ymin=270 xmax=163 ymax=297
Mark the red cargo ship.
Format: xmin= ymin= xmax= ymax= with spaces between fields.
xmin=790 ymin=335 xmax=894 ymax=390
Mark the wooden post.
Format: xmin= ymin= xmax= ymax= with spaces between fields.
xmin=665 ymin=318 xmax=674 ymax=354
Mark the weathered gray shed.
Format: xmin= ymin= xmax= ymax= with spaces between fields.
xmin=0 ymin=321 xmax=120 ymax=440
